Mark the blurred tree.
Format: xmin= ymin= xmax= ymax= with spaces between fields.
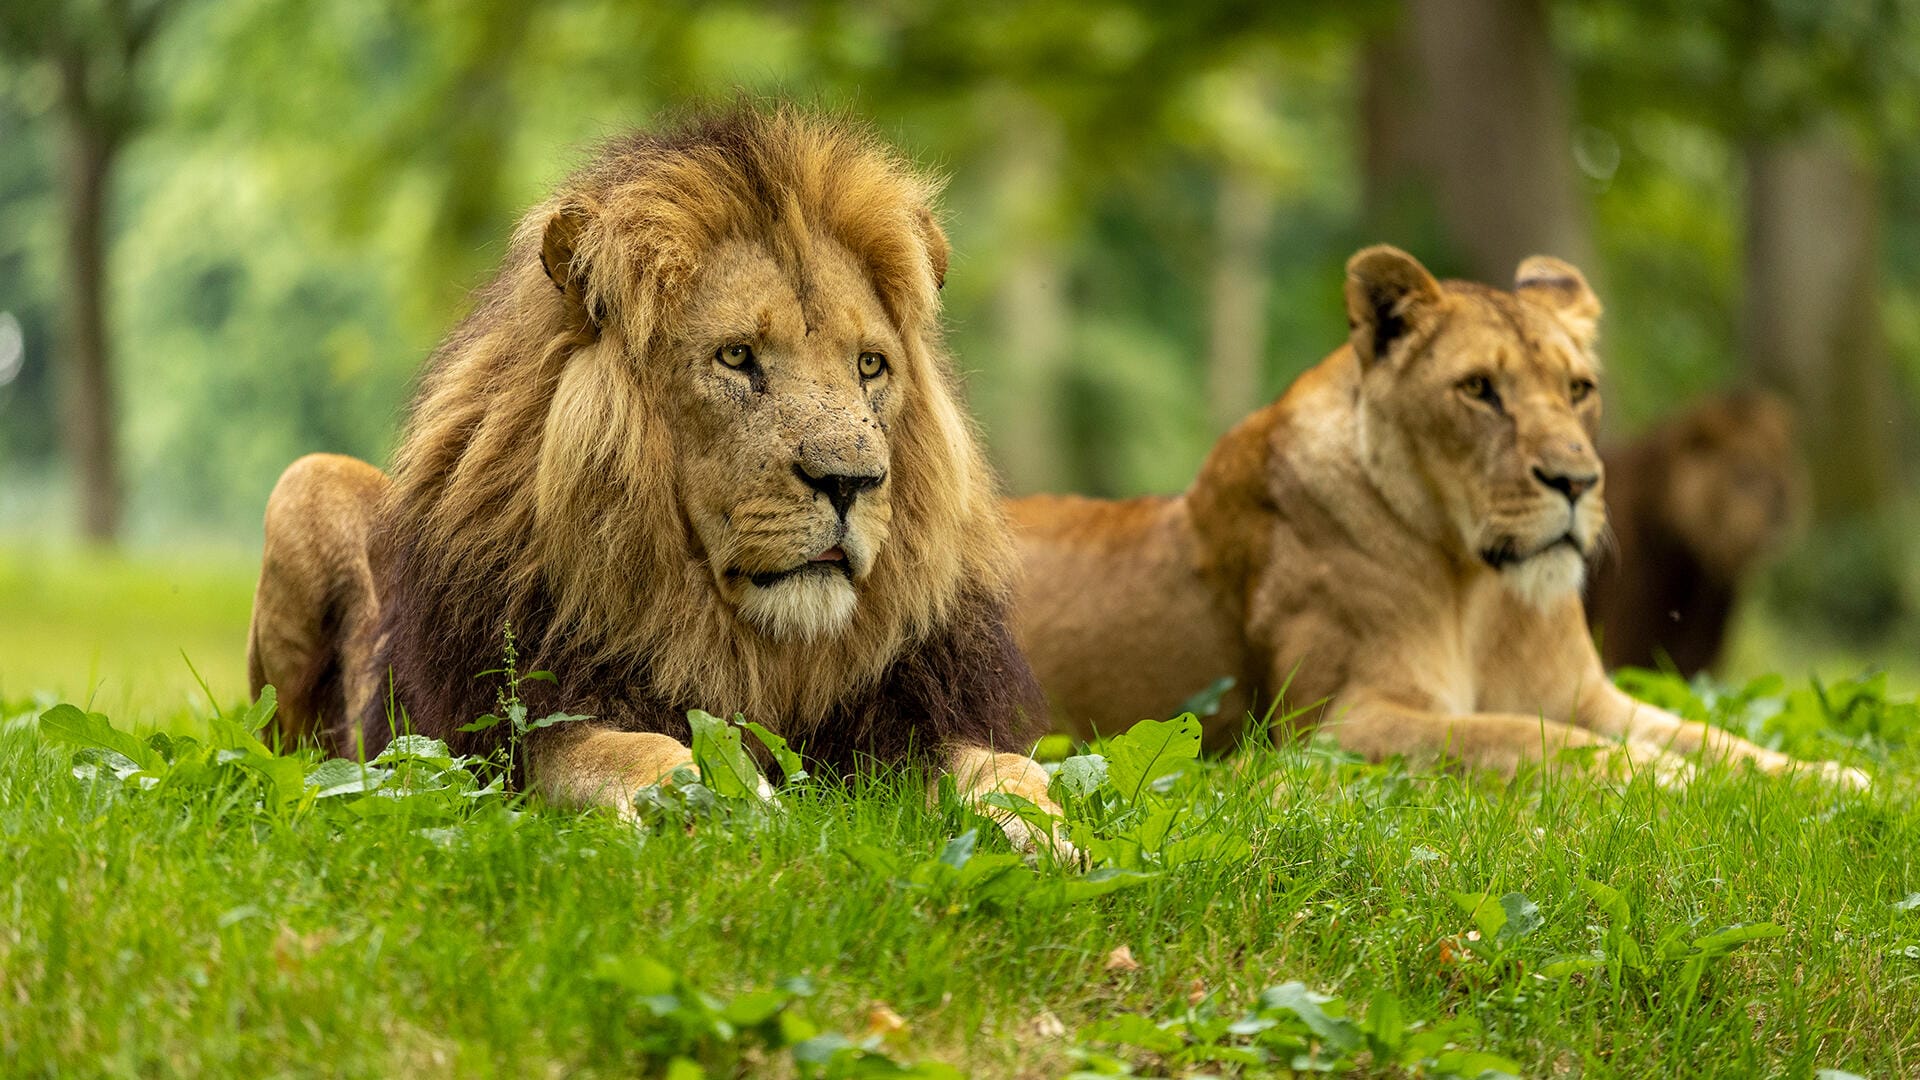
xmin=0 ymin=0 xmax=186 ymax=544
xmin=1358 ymin=0 xmax=1592 ymax=283
xmin=1563 ymin=0 xmax=1916 ymax=522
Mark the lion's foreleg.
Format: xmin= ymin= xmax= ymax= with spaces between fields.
xmin=1325 ymin=697 xmax=1693 ymax=786
xmin=1577 ymin=686 xmax=1869 ymax=788
xmin=943 ymin=745 xmax=1076 ymax=858
xmin=526 ymin=724 xmax=698 ymax=818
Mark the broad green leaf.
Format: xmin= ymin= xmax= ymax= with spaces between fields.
xmin=1257 ymin=981 xmax=1360 ymax=1052
xmin=1692 ymin=923 xmax=1787 ymax=954
xmin=1083 ymin=1014 xmax=1185 ymax=1054
xmin=1104 ymin=715 xmax=1202 ymax=803
xmin=687 ymin=709 xmax=765 ymax=800
xmin=1498 ymin=892 xmax=1543 ymax=941
xmin=456 ymin=714 xmax=503 ymax=733
xmin=1580 ymin=877 xmax=1632 ymax=923
xmin=741 ymin=719 xmax=806 ymax=781
xmin=1893 ymin=893 xmax=1920 ymax=912
xmin=39 ymin=704 xmax=163 ymax=773
xmin=1365 ymin=988 xmax=1403 ymax=1054
xmin=524 ymin=711 xmax=591 ymax=731
xmin=722 ymin=989 xmax=790 ymax=1027
xmin=1451 ymin=892 xmax=1507 ymax=941
xmin=664 ymin=1056 xmax=705 ymax=1080
xmin=1053 ymin=867 xmax=1156 ymax=904
xmin=1539 ymin=953 xmax=1606 ymax=978
xmin=591 ymin=954 xmax=678 ymax=996
xmin=305 ymin=758 xmax=388 ymax=798
xmin=939 ymin=829 xmax=978 ymax=869
xmin=239 ymin=686 xmax=279 ymax=735
xmin=234 ymin=753 xmax=308 ymax=812
xmin=373 ymin=735 xmax=455 ymax=766
xmin=1051 ymin=753 xmax=1108 ymax=798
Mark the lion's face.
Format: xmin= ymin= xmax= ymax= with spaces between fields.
xmin=1660 ymin=391 xmax=1801 ymax=581
xmin=1346 ymin=246 xmax=1606 ymax=606
xmin=665 ymin=236 xmax=907 ymax=641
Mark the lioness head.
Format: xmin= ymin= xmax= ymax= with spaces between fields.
xmin=388 ymin=107 xmax=1010 ymax=719
xmin=1656 ymin=390 xmax=1802 ymax=582
xmin=1344 ymin=245 xmax=1606 ymax=606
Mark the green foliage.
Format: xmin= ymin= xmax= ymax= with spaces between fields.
xmin=10 ymin=667 xmax=1920 ymax=1076
xmin=1072 ymin=979 xmax=1520 ymax=1078
xmin=1614 ymin=666 xmax=1920 ymax=761
xmin=587 ymin=956 xmax=957 ymax=1079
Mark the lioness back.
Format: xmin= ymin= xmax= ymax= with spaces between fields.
xmin=1010 ymin=493 xmax=1248 ymax=749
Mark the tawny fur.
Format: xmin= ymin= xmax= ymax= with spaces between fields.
xmin=1012 ymin=246 xmax=1864 ymax=788
xmin=247 ymin=107 xmax=1065 ymax=843
xmin=1586 ymin=390 xmax=1803 ymax=676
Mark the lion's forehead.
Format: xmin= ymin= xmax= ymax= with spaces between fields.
xmin=1432 ymin=302 xmax=1593 ymax=384
xmin=678 ymin=235 xmax=896 ymax=350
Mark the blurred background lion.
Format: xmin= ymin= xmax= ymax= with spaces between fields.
xmin=1586 ymin=390 xmax=1805 ymax=677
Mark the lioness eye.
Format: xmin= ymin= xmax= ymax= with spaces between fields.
xmin=1459 ymin=375 xmax=1496 ymax=402
xmin=858 ymin=351 xmax=888 ymax=379
xmin=1570 ymin=377 xmax=1596 ymax=403
xmin=716 ymin=343 xmax=755 ymax=370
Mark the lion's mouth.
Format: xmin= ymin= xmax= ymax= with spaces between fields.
xmin=1481 ymin=533 xmax=1582 ymax=569
xmin=745 ymin=546 xmax=853 ymax=588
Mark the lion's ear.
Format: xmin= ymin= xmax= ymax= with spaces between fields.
xmin=914 ymin=206 xmax=949 ymax=291
xmin=540 ymin=203 xmax=603 ymax=328
xmin=1345 ymin=244 xmax=1443 ymax=366
xmin=1515 ymin=255 xmax=1601 ymax=347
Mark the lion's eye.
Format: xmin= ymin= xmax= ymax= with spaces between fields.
xmin=858 ymin=351 xmax=888 ymax=380
xmin=1570 ymin=377 xmax=1596 ymax=404
xmin=1458 ymin=374 xmax=1499 ymax=406
xmin=716 ymin=343 xmax=756 ymax=370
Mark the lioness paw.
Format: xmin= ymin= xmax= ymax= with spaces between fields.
xmin=1803 ymin=760 xmax=1871 ymax=790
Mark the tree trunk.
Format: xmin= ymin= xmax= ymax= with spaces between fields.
xmin=1402 ymin=0 xmax=1591 ymax=280
xmin=57 ymin=52 xmax=123 ymax=545
xmin=1742 ymin=132 xmax=1899 ymax=520
xmin=1205 ymin=166 xmax=1276 ymax=434
xmin=990 ymin=97 xmax=1070 ymax=495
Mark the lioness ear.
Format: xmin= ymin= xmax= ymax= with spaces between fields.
xmin=1515 ymin=255 xmax=1601 ymax=347
xmin=1345 ymin=245 xmax=1443 ymax=366
xmin=540 ymin=203 xmax=603 ymax=328
xmin=914 ymin=206 xmax=949 ymax=291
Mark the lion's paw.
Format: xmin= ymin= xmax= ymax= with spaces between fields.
xmin=997 ymin=815 xmax=1084 ymax=867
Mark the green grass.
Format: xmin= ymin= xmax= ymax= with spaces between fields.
xmin=5 ymin=552 xmax=1920 ymax=1077
xmin=0 ymin=545 xmax=255 ymax=726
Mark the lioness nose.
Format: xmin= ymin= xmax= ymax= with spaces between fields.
xmin=795 ymin=462 xmax=884 ymax=519
xmin=1533 ymin=465 xmax=1598 ymax=504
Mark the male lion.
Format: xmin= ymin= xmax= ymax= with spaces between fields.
xmin=1012 ymin=246 xmax=1863 ymax=785
xmin=1586 ymin=390 xmax=1802 ymax=677
xmin=247 ymin=108 xmax=1064 ymax=845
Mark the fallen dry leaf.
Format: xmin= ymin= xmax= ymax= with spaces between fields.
xmin=1187 ymin=978 xmax=1207 ymax=1006
xmin=1032 ymin=1010 xmax=1067 ymax=1039
xmin=1104 ymin=944 xmax=1141 ymax=973
xmin=865 ymin=1001 xmax=907 ymax=1039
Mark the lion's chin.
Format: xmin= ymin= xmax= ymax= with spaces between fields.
xmin=737 ymin=571 xmax=859 ymax=642
xmin=1497 ymin=543 xmax=1587 ymax=611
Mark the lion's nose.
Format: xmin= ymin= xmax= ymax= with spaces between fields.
xmin=794 ymin=462 xmax=885 ymax=519
xmin=1532 ymin=465 xmax=1598 ymax=505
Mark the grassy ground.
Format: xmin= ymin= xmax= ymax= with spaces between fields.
xmin=4 ymin=551 xmax=1920 ymax=1078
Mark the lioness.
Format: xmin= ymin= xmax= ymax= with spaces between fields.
xmin=1012 ymin=245 xmax=1863 ymax=785
xmin=247 ymin=107 xmax=1065 ymax=846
